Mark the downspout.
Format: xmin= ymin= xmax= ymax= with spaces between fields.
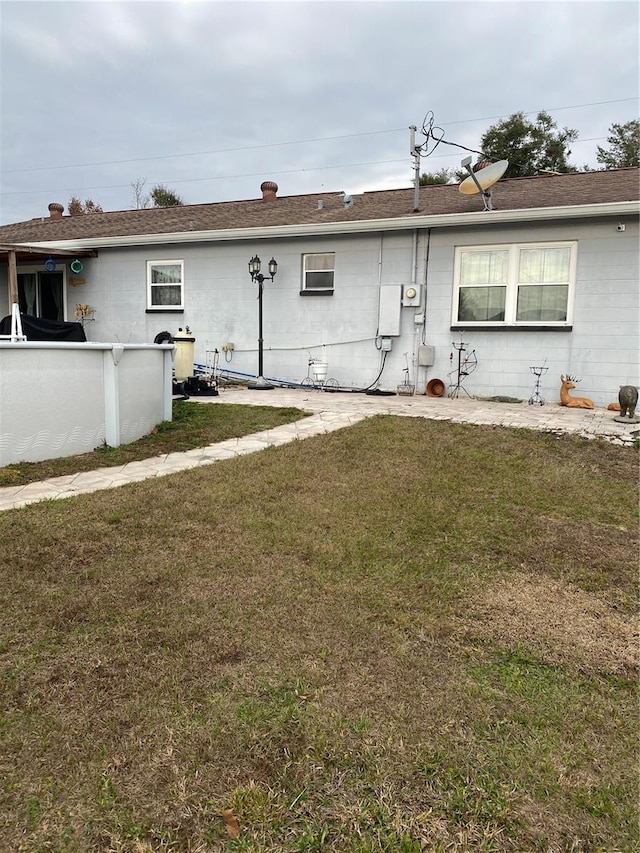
xmin=411 ymin=229 xmax=418 ymax=288
xmin=423 ymin=227 xmax=431 ymax=315
xmin=419 ymin=228 xmax=432 ymax=394
xmin=411 ymin=229 xmax=419 ymax=386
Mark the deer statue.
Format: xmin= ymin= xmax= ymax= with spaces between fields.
xmin=559 ymin=375 xmax=595 ymax=409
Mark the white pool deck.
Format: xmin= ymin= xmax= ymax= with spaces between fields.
xmin=1 ymin=387 xmax=637 ymax=513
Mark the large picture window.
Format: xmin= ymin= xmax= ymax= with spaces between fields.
xmin=453 ymin=242 xmax=576 ymax=327
xmin=301 ymin=253 xmax=335 ymax=294
xmin=147 ymin=260 xmax=184 ymax=310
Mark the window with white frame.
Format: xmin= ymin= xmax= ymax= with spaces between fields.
xmin=147 ymin=260 xmax=184 ymax=309
xmin=301 ymin=252 xmax=335 ymax=293
xmin=453 ymin=242 xmax=576 ymax=326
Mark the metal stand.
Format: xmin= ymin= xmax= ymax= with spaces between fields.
xmin=529 ymin=365 xmax=548 ymax=406
xmin=205 ymin=348 xmax=222 ymax=390
xmin=448 ymin=339 xmax=477 ymax=398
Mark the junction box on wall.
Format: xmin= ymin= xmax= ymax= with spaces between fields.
xmin=418 ymin=345 xmax=435 ymax=366
xmin=378 ymin=285 xmax=402 ymax=336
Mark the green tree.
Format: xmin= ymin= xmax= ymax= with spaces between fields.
xmin=419 ymin=168 xmax=456 ymax=186
xmin=150 ymin=185 xmax=184 ymax=207
xmin=480 ymin=111 xmax=578 ymax=178
xmin=596 ymin=119 xmax=640 ymax=168
xmin=68 ymin=196 xmax=103 ymax=215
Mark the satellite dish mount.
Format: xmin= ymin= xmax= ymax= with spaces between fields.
xmin=459 ymin=157 xmax=508 ymax=211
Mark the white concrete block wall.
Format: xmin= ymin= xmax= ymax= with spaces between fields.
xmin=68 ymin=233 xmax=428 ymax=390
xmin=422 ymin=217 xmax=639 ymax=406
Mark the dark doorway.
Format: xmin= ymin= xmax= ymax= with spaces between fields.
xmin=18 ymin=272 xmax=64 ymax=321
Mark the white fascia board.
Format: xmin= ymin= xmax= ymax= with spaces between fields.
xmin=18 ymin=200 xmax=639 ymax=252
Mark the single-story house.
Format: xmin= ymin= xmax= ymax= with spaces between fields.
xmin=0 ymin=168 xmax=638 ymax=406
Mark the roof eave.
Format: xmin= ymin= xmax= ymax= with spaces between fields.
xmin=15 ymin=201 xmax=640 ymax=251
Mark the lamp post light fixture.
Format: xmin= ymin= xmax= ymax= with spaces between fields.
xmin=247 ymin=255 xmax=278 ymax=389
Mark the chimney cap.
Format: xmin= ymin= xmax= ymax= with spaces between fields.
xmin=260 ymin=180 xmax=278 ymax=200
xmin=48 ymin=202 xmax=64 ymax=218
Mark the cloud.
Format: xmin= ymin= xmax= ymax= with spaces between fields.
xmin=0 ymin=0 xmax=637 ymax=223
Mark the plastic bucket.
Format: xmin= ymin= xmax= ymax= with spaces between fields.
xmin=426 ymin=378 xmax=446 ymax=397
xmin=312 ymin=361 xmax=328 ymax=382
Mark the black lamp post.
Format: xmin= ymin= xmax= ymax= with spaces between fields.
xmin=247 ymin=254 xmax=277 ymax=389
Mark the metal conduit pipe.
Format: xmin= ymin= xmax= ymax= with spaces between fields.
xmin=193 ymin=363 xmax=391 ymax=395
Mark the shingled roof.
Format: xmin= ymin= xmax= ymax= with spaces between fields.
xmin=0 ymin=168 xmax=637 ymax=245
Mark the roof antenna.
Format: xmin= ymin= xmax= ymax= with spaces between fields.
xmin=410 ymin=110 xmax=491 ymax=212
xmin=410 ymin=125 xmax=421 ymax=212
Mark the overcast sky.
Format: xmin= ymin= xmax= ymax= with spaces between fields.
xmin=0 ymin=0 xmax=637 ymax=225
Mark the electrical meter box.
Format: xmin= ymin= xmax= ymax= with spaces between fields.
xmin=402 ymin=284 xmax=422 ymax=307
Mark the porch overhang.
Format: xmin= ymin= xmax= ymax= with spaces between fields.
xmin=0 ymin=244 xmax=97 ymax=264
xmin=0 ymin=244 xmax=97 ymax=306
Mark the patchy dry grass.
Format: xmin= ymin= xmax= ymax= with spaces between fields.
xmin=0 ymin=401 xmax=306 ymax=487
xmin=0 ymin=417 xmax=637 ymax=852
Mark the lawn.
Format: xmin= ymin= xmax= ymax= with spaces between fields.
xmin=0 ymin=416 xmax=637 ymax=852
xmin=0 ymin=401 xmax=306 ymax=488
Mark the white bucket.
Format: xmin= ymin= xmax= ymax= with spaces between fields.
xmin=312 ymin=361 xmax=328 ymax=382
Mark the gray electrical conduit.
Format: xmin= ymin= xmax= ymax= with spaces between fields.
xmin=193 ymin=362 xmax=391 ymax=394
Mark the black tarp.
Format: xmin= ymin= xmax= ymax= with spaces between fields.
xmin=0 ymin=313 xmax=86 ymax=342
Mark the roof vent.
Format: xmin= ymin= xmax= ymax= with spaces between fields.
xmin=317 ymin=199 xmax=324 ymax=209
xmin=48 ymin=202 xmax=64 ymax=219
xmin=260 ymin=180 xmax=278 ymax=201
xmin=339 ymin=191 xmax=354 ymax=209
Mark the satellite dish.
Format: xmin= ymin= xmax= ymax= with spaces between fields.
xmin=459 ymin=158 xmax=509 ymax=210
xmin=459 ymin=160 xmax=509 ymax=194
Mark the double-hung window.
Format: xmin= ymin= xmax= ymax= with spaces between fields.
xmin=301 ymin=253 xmax=335 ymax=294
xmin=147 ymin=260 xmax=184 ymax=310
xmin=453 ymin=242 xmax=576 ymax=327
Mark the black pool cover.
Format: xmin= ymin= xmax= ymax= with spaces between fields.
xmin=0 ymin=313 xmax=87 ymax=342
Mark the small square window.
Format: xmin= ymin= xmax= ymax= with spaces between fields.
xmin=302 ymin=253 xmax=335 ymax=293
xmin=147 ymin=260 xmax=184 ymax=309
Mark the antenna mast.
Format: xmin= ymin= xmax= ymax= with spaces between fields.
xmin=410 ymin=126 xmax=420 ymax=212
